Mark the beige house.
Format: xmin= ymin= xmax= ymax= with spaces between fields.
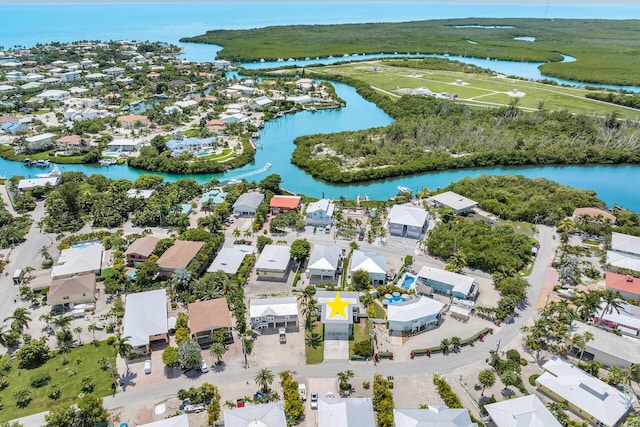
xmin=124 ymin=235 xmax=159 ymax=266
xmin=48 ymin=274 xmax=96 ymax=307
xmin=117 ymin=114 xmax=149 ymax=130
xmin=188 ymin=298 xmax=234 ymax=348
xmin=156 ymin=240 xmax=205 ymax=279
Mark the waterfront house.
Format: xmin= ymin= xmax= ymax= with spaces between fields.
xmin=174 ymin=99 xmax=198 ymax=110
xmin=250 ymin=96 xmax=273 ymax=109
xmin=224 ymin=402 xmax=286 ymax=427
xmin=51 ymin=242 xmax=102 ymax=279
xmin=107 ymin=138 xmax=142 ymax=152
xmin=394 ymin=406 xmax=478 ymax=427
xmin=213 ymin=59 xmax=231 ymax=70
xmin=607 ymin=232 xmax=640 ymax=273
xmin=305 ymin=198 xmax=335 ymax=227
xmin=122 ymin=288 xmax=169 ymax=355
xmin=166 ymin=136 xmax=216 ymax=156
xmin=25 ymin=133 xmax=55 ymax=149
xmin=270 ymin=195 xmax=301 ymax=214
xmin=188 ymin=298 xmax=234 ymax=347
xmin=0 ymin=121 xmax=28 ymax=135
xmin=117 ymin=114 xmax=149 ymax=130
xmin=535 ymin=356 xmax=633 ymax=427
xmin=17 ymin=177 xmax=60 ymax=192
xmin=207 ymin=245 xmax=254 ymax=276
xmin=56 ymin=135 xmax=84 ymax=151
xmin=295 ymin=78 xmax=314 ymax=90
xmin=572 ymin=207 xmax=616 ymax=225
xmin=484 ymin=395 xmax=560 ymax=427
xmin=307 ymin=243 xmax=341 ymax=282
xmin=570 ymin=321 xmax=640 ymax=367
xmin=286 ymin=95 xmax=313 ymax=105
xmin=124 ymin=235 xmax=159 ymax=266
xmin=233 ymin=192 xmax=265 ymax=217
xmin=255 ymin=244 xmax=292 ymax=281
xmin=605 ymin=271 xmax=640 ymax=300
xmin=229 ymin=84 xmax=256 ymax=95
xmin=317 ymin=291 xmax=360 ymax=336
xmin=318 ymin=398 xmax=375 ymax=427
xmin=250 ymin=296 xmax=299 ymax=331
xmin=416 ymin=266 xmax=478 ymax=300
xmin=156 ymin=240 xmax=205 ymax=279
xmin=387 ymin=297 xmax=445 ymax=335
xmin=350 ymin=250 xmax=387 ymax=285
xmin=199 ymin=189 xmax=226 ymax=208
xmin=430 ymin=191 xmax=478 ymax=215
xmin=48 ymin=273 xmax=96 ymax=308
xmin=386 ymin=204 xmax=429 ymax=239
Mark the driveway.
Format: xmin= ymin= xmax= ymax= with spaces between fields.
xmin=249 ymin=327 xmax=305 ymax=368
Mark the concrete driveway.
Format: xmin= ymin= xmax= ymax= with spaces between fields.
xmin=249 ymin=327 xmax=305 ymax=368
xmin=300 ymin=377 xmax=338 ymax=427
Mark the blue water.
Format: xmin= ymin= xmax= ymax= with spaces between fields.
xmin=401 ymin=275 xmax=416 ymax=291
xmin=2 ymin=2 xmax=640 ymax=210
xmin=384 ymin=296 xmax=407 ymax=305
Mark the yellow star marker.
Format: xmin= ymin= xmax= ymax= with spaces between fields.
xmin=326 ymin=292 xmax=350 ymax=319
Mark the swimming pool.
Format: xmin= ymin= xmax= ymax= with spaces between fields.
xmin=383 ymin=295 xmax=407 ymax=305
xmin=400 ymin=273 xmax=416 ymax=291
xmin=103 ymin=151 xmax=120 ymax=157
xmin=197 ymin=151 xmax=210 ymax=157
xmin=71 ymin=241 xmax=102 ymax=249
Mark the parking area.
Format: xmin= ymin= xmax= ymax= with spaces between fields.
xmin=300 ymin=377 xmax=339 ymax=427
xmin=249 ymin=328 xmax=305 ymax=368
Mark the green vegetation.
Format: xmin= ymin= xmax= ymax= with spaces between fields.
xmin=372 ymin=374 xmax=394 ymax=427
xmin=183 ymin=18 xmax=640 ymax=86
xmin=279 ymin=371 xmax=304 ymax=426
xmin=0 ymin=342 xmax=115 ymax=422
xmin=349 ymin=320 xmax=372 ymax=358
xmin=305 ymin=321 xmax=324 ymax=365
xmin=0 ymin=193 xmax=32 ymax=249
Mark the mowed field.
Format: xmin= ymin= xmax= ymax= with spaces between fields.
xmin=313 ymin=61 xmax=640 ymax=120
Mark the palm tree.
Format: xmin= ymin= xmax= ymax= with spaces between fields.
xmin=500 ymin=370 xmax=520 ymax=391
xmin=5 ymin=307 xmax=31 ymax=333
xmin=450 ymin=336 xmax=461 ymax=352
xmin=255 ymin=368 xmax=274 ymax=393
xmin=597 ymin=290 xmax=625 ymax=327
xmin=623 ymin=364 xmax=640 ymax=397
xmin=210 ymin=342 xmax=227 ymax=365
xmin=39 ymin=313 xmax=54 ymax=332
xmin=573 ymin=291 xmax=602 ymax=322
xmin=556 ymin=217 xmax=576 ymax=245
xmin=478 ymin=369 xmax=496 ymax=396
xmin=202 ymin=200 xmax=214 ymax=215
xmin=297 ymin=287 xmax=318 ymax=331
xmin=305 ymin=332 xmax=322 ymax=348
xmin=243 ymin=229 xmax=253 ymax=239
xmin=51 ymin=314 xmax=73 ymax=333
xmin=88 ymin=323 xmax=98 ymax=342
xmin=337 ymin=370 xmax=354 ymax=391
xmin=113 ymin=334 xmax=133 ymax=372
xmin=440 ymin=338 xmax=451 ymax=355
xmin=73 ymin=326 xmax=83 ymax=344
xmin=232 ymin=227 xmax=241 ymax=238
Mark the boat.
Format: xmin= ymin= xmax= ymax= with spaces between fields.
xmin=265 ymin=163 xmax=271 ymax=169
xmin=276 ymin=112 xmax=284 ymax=117
xmin=36 ymin=165 xmax=60 ymax=178
xmin=308 ymin=106 xmax=317 ymax=113
xmin=225 ymin=178 xmax=241 ymax=185
xmin=35 ymin=160 xmax=50 ymax=168
xmin=397 ymin=186 xmax=412 ymax=194
xmin=251 ymin=132 xmax=260 ymax=139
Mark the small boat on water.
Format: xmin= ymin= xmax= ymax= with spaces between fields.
xmin=276 ymin=112 xmax=284 ymax=118
xmin=23 ymin=158 xmax=34 ymax=166
xmin=397 ymin=186 xmax=412 ymax=194
xmin=265 ymin=163 xmax=271 ymax=169
xmin=36 ymin=165 xmax=60 ymax=178
xmin=251 ymin=132 xmax=260 ymax=139
xmin=35 ymin=160 xmax=51 ymax=168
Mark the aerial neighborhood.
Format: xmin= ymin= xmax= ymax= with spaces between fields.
xmin=2 ymin=38 xmax=640 ymax=427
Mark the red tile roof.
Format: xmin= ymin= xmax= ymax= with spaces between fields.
xmin=606 ymin=272 xmax=640 ymax=295
xmin=270 ymin=195 xmax=301 ymax=210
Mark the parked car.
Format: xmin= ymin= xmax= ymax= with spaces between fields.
xmin=144 ymin=359 xmax=151 ymax=374
xmin=298 ymin=383 xmax=307 ymax=401
xmin=325 ymin=391 xmax=334 ymax=399
xmin=310 ymin=392 xmax=318 ymax=409
xmin=200 ymin=360 xmax=209 ymax=373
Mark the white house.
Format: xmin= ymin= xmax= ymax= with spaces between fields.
xmin=430 ymin=191 xmax=478 ymax=215
xmin=233 ymin=192 xmax=265 ymax=216
xmin=26 ymin=133 xmax=55 ymax=148
xmin=387 ymin=204 xmax=429 ymax=239
xmin=229 ymin=84 xmax=256 ymax=95
xmin=17 ymin=177 xmax=60 ymax=191
xmin=122 ymin=289 xmax=169 ymax=355
xmin=318 ymin=398 xmax=375 ymax=427
xmin=213 ymin=59 xmax=231 ymax=70
xmin=224 ymin=402 xmax=286 ymax=427
xmin=416 ymin=266 xmax=478 ymax=300
xmin=255 ymin=245 xmax=292 ymax=281
xmin=166 ymin=137 xmax=216 ymax=156
xmin=102 ymin=66 xmax=125 ymax=76
xmin=174 ymin=99 xmax=198 ymax=110
xmin=607 ymin=232 xmax=640 ymax=273
xmin=250 ymin=296 xmax=299 ymax=331
xmin=138 ymin=414 xmax=189 ymax=427
xmin=307 ymin=243 xmax=341 ymax=282
xmin=207 ymin=245 xmax=254 ymax=275
xmin=60 ymin=71 xmax=81 ymax=82
xmin=350 ymin=250 xmax=387 ymax=285
xmin=394 ymin=406 xmax=478 ymax=427
xmin=51 ymin=242 xmax=103 ymax=279
xmin=317 ymin=291 xmax=360 ymax=337
xmin=593 ymin=301 xmax=640 ymax=336
xmin=484 ymin=395 xmax=560 ymax=427
xmin=571 ymin=321 xmax=640 ymax=367
xmin=536 ymin=356 xmax=633 ymax=427
xmin=107 ymin=138 xmax=142 ymax=152
xmin=250 ymin=96 xmax=273 ymax=109
xmin=286 ymin=95 xmax=313 ymax=105
xmin=305 ymin=198 xmax=335 ymax=227
xmin=36 ymin=89 xmax=70 ymax=102
xmin=387 ymin=297 xmax=445 ymax=335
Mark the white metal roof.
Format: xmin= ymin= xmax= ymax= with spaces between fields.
xmin=387 ymin=204 xmax=428 ymax=227
xmin=537 ymin=356 xmax=633 ymax=427
xmin=484 ymin=395 xmax=561 ymax=427
xmin=571 ymin=321 xmax=640 ymax=366
xmin=611 ymin=232 xmax=640 ymax=256
xmin=138 ymin=414 xmax=189 ymax=427
xmin=430 ymin=191 xmax=477 ymax=212
xmin=255 ymin=245 xmax=291 ymax=271
xmin=123 ymin=289 xmax=168 ymax=347
xmin=18 ymin=177 xmax=59 ymax=190
xmin=207 ymin=247 xmax=248 ymax=275
xmin=308 ymin=243 xmax=340 ymax=271
xmin=394 ymin=406 xmax=478 ymax=427
xmin=350 ymin=250 xmax=386 ymax=275
xmin=417 ymin=266 xmax=475 ymax=296
xmin=51 ymin=243 xmax=102 ymax=278
xmin=607 ymin=250 xmax=640 ymax=273
xmin=250 ymin=296 xmax=298 ymax=319
xmin=387 ymin=297 xmax=445 ymax=323
xmin=233 ymin=192 xmax=265 ymax=210
xmin=307 ymin=199 xmax=335 ymax=216
xmin=318 ymin=398 xmax=375 ymax=427
xmin=224 ymin=402 xmax=286 ymax=427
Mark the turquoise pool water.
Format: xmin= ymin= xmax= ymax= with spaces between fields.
xmin=401 ymin=275 xmax=415 ymax=290
xmin=384 ymin=296 xmax=407 ymax=305
xmin=103 ymin=152 xmax=120 ymax=157
xmin=197 ymin=151 xmax=210 ymax=157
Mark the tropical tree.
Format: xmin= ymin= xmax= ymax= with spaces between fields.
xmin=337 ymin=370 xmax=354 ymax=391
xmin=573 ymin=291 xmax=602 ymax=322
xmin=162 ymin=346 xmax=180 ymax=368
xmin=179 ymin=339 xmax=202 ymax=369
xmin=623 ymin=364 xmax=640 ymax=397
xmin=500 ymin=370 xmax=520 ymax=391
xmin=5 ymin=307 xmax=31 ymax=333
xmin=210 ymin=342 xmax=226 ymax=365
xmin=478 ymin=369 xmax=496 ymax=396
xmin=445 ymin=250 xmax=467 ymax=274
xmin=232 ymin=227 xmax=241 ymax=238
xmin=556 ymin=217 xmax=576 ymax=245
xmin=255 ymin=368 xmax=274 ymax=393
xmin=51 ymin=314 xmax=73 ymax=334
xmin=290 ymin=239 xmax=311 ymax=262
xmin=450 ymin=336 xmax=462 ymax=352
xmin=88 ymin=323 xmax=98 ymax=342
xmin=243 ymin=229 xmax=253 ymax=239
xmin=297 ymin=286 xmax=318 ymax=330
xmin=112 ymin=335 xmax=132 ymax=372
xmin=440 ymin=338 xmax=451 ymax=355
xmin=351 ymin=269 xmax=372 ymax=291
xmin=171 ymin=268 xmax=192 ymax=292
xmin=598 ymin=290 xmax=625 ymax=327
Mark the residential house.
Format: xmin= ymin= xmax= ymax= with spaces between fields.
xmin=166 ymin=137 xmax=216 ymax=156
xmin=138 ymin=415 xmax=189 ymax=427
xmin=213 ymin=59 xmax=231 ymax=70
xmin=394 ymin=406 xmax=478 ymax=427
xmin=430 ymin=191 xmax=478 ymax=215
xmin=224 ymin=402 xmax=286 ymax=427
xmin=5 ymin=70 xmax=24 ymax=81
xmin=124 ymin=235 xmax=160 ymax=266
xmin=535 ymin=356 xmax=633 ymax=427
xmin=102 ymin=66 xmax=125 ymax=76
xmin=255 ymin=244 xmax=292 ymax=281
xmin=69 ymin=86 xmax=90 ymax=96
xmin=24 ymin=73 xmax=44 ymax=82
xmin=387 ymin=205 xmax=429 ymax=239
xmin=350 ymin=250 xmax=387 ymax=285
xmin=17 ymin=177 xmax=60 ymax=192
xmin=219 ymin=112 xmax=250 ymax=124
xmin=605 ymin=272 xmax=640 ymax=300
xmin=317 ymin=291 xmax=360 ymax=336
xmin=607 ymin=232 xmax=640 ymax=273
xmin=51 ymin=242 xmax=103 ymax=279
xmin=122 ymin=289 xmax=169 ymax=355
xmin=48 ymin=273 xmax=96 ymax=307
xmin=318 ymin=398 xmax=375 ymax=427
xmin=206 ymin=119 xmax=228 ymax=134
xmin=156 ymin=240 xmax=205 ymax=279
xmin=387 ymin=297 xmax=445 ymax=335
xmin=228 ymin=84 xmax=256 ymax=95
xmin=174 ymin=99 xmax=198 ymax=110
xmin=26 ymin=133 xmax=55 ymax=149
xmin=233 ymin=192 xmax=265 ymax=217
xmin=593 ymin=301 xmax=640 ymax=337
xmin=85 ymin=72 xmax=108 ymax=80
xmin=570 ymin=321 xmax=640 ymax=367
xmin=107 ymin=138 xmax=142 ymax=152
xmin=307 ymin=243 xmax=341 ymax=282
xmin=63 ymin=107 xmax=110 ymax=122
xmin=305 ymin=199 xmax=335 ymax=227
xmin=270 ymin=195 xmax=301 ymax=214
xmin=56 ymin=135 xmax=84 ymax=151
xmin=250 ymin=96 xmax=273 ymax=110
xmin=117 ymin=114 xmax=149 ymax=130
xmin=484 ymin=395 xmax=560 ymax=427
xmin=0 ymin=121 xmax=28 ymax=135
xmin=59 ymin=70 xmax=81 ymax=82
xmin=207 ymin=245 xmax=254 ymax=275
xmin=126 ymin=189 xmax=154 ymax=199
xmin=286 ymin=95 xmax=313 ymax=105
xmin=21 ymin=81 xmax=43 ymax=90
xmin=199 ymin=189 xmax=226 ymax=208
xmin=573 ymin=207 xmax=616 ymax=225
xmin=250 ymin=296 xmax=299 ymax=331
xmin=0 ymin=115 xmax=19 ymax=124
xmin=416 ymin=266 xmax=478 ymax=300
xmin=0 ymin=84 xmax=15 ymax=93
xmin=188 ymin=298 xmax=234 ymax=347
xmin=36 ymin=89 xmax=70 ymax=102
xmin=295 ymin=78 xmax=314 ymax=90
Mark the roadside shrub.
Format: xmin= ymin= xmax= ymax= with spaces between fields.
xmin=29 ymin=372 xmax=51 ymax=388
xmin=48 ymin=383 xmax=61 ymax=400
xmin=353 ymin=340 xmax=373 ymax=357
xmin=14 ymin=388 xmax=32 ymax=408
xmin=105 ymin=336 xmax=116 ymax=346
xmin=528 ymin=374 xmax=539 ymax=386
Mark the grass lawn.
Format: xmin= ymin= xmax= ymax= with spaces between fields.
xmin=305 ymin=321 xmax=324 ymax=365
xmin=349 ymin=320 xmax=371 ymax=358
xmin=97 ymin=267 xmax=113 ymax=281
xmin=201 ymin=148 xmax=234 ymax=162
xmin=373 ymin=300 xmax=386 ymax=320
xmin=0 ymin=341 xmax=116 ymax=422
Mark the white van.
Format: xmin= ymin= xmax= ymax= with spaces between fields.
xmin=12 ymin=269 xmax=24 ymax=285
xmin=144 ymin=359 xmax=151 ymax=374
